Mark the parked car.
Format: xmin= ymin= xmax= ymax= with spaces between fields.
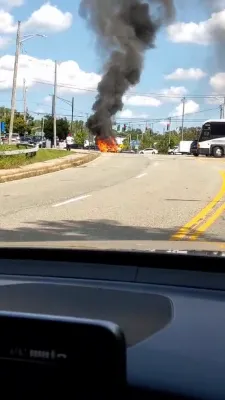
xmin=168 ymin=146 xmax=181 ymax=155
xmin=29 ymin=136 xmax=46 ymax=148
xmin=2 ymin=133 xmax=20 ymax=144
xmin=139 ymin=148 xmax=158 ymax=155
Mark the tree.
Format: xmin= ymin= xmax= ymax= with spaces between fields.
xmin=73 ymin=120 xmax=89 ymax=146
xmin=1 ymin=109 xmax=35 ymax=135
xmin=71 ymin=120 xmax=85 ymax=134
xmin=43 ymin=115 xmax=69 ymax=140
xmin=139 ymin=131 xmax=154 ymax=150
xmin=75 ymin=129 xmax=89 ymax=146
xmin=4 ymin=113 xmax=27 ymax=134
xmin=24 ymin=112 xmax=35 ymax=133
xmin=0 ymin=107 xmax=10 ymax=118
xmin=180 ymin=127 xmax=201 ymax=140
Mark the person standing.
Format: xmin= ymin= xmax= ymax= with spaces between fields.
xmin=66 ymin=133 xmax=73 ymax=151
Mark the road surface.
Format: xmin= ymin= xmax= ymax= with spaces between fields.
xmin=1 ymin=153 xmax=225 ymax=251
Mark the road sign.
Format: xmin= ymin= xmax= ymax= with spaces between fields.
xmin=1 ymin=122 xmax=5 ymax=133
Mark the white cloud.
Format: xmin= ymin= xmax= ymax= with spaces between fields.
xmin=0 ymin=10 xmax=16 ymax=34
xmin=122 ymin=88 xmax=187 ymax=108
xmin=205 ymin=96 xmax=224 ymax=105
xmin=0 ymin=3 xmax=72 ymax=37
xmin=3 ymin=0 xmax=23 ymax=7
xmin=0 ymin=0 xmax=23 ymax=10
xmin=117 ymin=109 xmax=149 ymax=119
xmin=22 ymin=3 xmax=73 ymax=33
xmin=165 ymin=68 xmax=207 ymax=81
xmin=159 ymin=120 xmax=169 ymax=126
xmin=35 ymin=107 xmax=45 ymax=114
xmin=171 ymin=100 xmax=200 ymax=117
xmin=0 ymin=54 xmax=101 ymax=93
xmin=0 ymin=35 xmax=11 ymax=48
xmin=212 ymin=0 xmax=225 ymax=10
xmin=118 ymin=109 xmax=133 ymax=118
xmin=123 ymin=95 xmax=161 ymax=107
xmin=167 ymin=10 xmax=225 ymax=45
xmin=43 ymin=95 xmax=52 ymax=103
xmin=160 ymin=86 xmax=188 ymax=102
xmin=210 ymin=72 xmax=225 ymax=93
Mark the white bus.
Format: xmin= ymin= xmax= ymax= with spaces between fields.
xmin=197 ymin=119 xmax=225 ymax=158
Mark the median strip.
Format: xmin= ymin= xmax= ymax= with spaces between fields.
xmin=0 ymin=152 xmax=100 ymax=183
xmin=171 ymin=170 xmax=225 ymax=241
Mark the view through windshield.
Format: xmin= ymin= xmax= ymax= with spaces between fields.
xmin=0 ymin=1 xmax=225 ymax=253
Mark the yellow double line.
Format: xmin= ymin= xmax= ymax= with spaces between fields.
xmin=171 ymin=171 xmax=225 ymax=241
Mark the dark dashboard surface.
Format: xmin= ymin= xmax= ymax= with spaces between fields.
xmin=0 ymin=248 xmax=225 ymax=400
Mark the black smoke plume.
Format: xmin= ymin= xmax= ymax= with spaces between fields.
xmin=79 ymin=0 xmax=175 ymax=138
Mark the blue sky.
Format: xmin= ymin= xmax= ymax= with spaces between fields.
xmin=1 ymin=0 xmax=225 ymax=132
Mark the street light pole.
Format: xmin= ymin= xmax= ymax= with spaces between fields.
xmin=9 ymin=21 xmax=21 ymax=144
xmin=8 ymin=23 xmax=46 ymax=143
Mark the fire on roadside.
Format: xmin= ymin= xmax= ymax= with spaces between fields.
xmin=96 ymin=136 xmax=118 ymax=153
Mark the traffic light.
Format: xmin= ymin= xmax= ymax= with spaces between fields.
xmin=167 ymin=118 xmax=171 ymax=131
xmin=117 ymin=124 xmax=120 ymax=131
xmin=123 ymin=124 xmax=126 ymax=132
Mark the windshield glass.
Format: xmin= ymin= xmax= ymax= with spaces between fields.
xmin=0 ymin=1 xmax=224 ymax=254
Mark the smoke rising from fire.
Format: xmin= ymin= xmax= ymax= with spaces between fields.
xmin=79 ymin=0 xmax=175 ymax=139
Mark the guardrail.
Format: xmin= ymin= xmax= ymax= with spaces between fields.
xmin=0 ymin=143 xmax=39 ymax=157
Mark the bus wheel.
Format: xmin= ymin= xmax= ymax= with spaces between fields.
xmin=213 ymin=146 xmax=223 ymax=158
xmin=193 ymin=153 xmax=199 ymax=157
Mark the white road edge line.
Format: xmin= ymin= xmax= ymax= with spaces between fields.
xmin=52 ymin=194 xmax=91 ymax=208
xmin=136 ymin=173 xmax=147 ymax=179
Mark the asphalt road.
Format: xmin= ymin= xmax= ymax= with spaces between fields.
xmin=1 ymin=153 xmax=225 ymax=251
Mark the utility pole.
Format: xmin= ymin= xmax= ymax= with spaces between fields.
xmin=51 ymin=94 xmax=54 ymax=117
xmin=71 ymin=97 xmax=74 ymax=132
xmin=52 ymin=60 xmax=57 ymax=148
xmin=9 ymin=21 xmax=21 ymax=143
xmin=167 ymin=117 xmax=171 ymax=146
xmin=181 ymin=97 xmax=186 ymax=141
xmin=41 ymin=117 xmax=45 ymax=148
xmin=23 ymin=78 xmax=27 ymax=122
xmin=220 ymin=104 xmax=223 ymax=119
xmin=223 ymin=97 xmax=225 ymax=119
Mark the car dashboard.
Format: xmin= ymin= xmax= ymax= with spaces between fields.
xmin=0 ymin=248 xmax=225 ymax=399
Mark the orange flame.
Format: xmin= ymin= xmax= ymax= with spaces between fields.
xmin=96 ymin=137 xmax=118 ymax=153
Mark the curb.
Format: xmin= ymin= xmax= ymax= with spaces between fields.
xmin=0 ymin=153 xmax=100 ymax=183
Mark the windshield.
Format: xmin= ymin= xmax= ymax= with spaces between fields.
xmin=0 ymin=1 xmax=225 ymax=254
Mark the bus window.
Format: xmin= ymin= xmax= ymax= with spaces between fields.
xmin=210 ymin=123 xmax=225 ymax=138
xmin=200 ymin=123 xmax=211 ymax=141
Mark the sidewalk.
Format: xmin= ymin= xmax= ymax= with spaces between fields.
xmin=0 ymin=151 xmax=99 ymax=183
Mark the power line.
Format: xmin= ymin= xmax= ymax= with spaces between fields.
xmin=28 ymin=110 xmax=214 ymax=123
xmin=33 ymin=79 xmax=225 ymax=100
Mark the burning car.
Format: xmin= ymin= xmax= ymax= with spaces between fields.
xmin=95 ymin=137 xmax=118 ymax=153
